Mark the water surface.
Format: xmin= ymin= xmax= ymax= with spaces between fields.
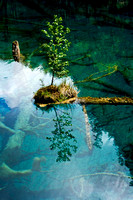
xmin=0 ymin=14 xmax=133 ymax=200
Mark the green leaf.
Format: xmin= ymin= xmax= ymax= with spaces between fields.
xmin=40 ymin=15 xmax=71 ymax=84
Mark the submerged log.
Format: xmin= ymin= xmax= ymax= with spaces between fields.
xmin=0 ymin=157 xmax=46 ymax=181
xmin=82 ymin=105 xmax=92 ymax=150
xmin=36 ymin=96 xmax=133 ymax=107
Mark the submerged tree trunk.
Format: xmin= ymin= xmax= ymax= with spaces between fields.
xmin=82 ymin=105 xmax=92 ymax=150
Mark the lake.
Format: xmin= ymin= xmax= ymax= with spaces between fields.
xmin=0 ymin=12 xmax=133 ymax=200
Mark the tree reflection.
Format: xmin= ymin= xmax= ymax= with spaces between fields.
xmin=46 ymin=107 xmax=77 ymax=162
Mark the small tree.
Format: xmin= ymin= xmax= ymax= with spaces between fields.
xmin=42 ymin=15 xmax=71 ymax=85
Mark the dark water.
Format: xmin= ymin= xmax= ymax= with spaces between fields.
xmin=0 ymin=12 xmax=133 ymax=200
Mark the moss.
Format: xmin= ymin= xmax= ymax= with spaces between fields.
xmin=33 ymin=84 xmax=78 ymax=104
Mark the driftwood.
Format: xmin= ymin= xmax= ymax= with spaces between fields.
xmin=36 ymin=96 xmax=133 ymax=107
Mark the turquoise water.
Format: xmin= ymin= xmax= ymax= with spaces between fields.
xmin=0 ymin=15 xmax=133 ymax=199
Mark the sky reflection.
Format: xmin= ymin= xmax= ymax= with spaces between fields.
xmin=0 ymin=60 xmax=73 ymax=108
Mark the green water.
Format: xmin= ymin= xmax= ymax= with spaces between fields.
xmin=0 ymin=12 xmax=133 ymax=200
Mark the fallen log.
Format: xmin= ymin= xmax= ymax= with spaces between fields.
xmin=77 ymin=96 xmax=133 ymax=105
xmin=35 ymin=96 xmax=133 ymax=107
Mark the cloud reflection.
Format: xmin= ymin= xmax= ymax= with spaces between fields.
xmin=0 ymin=61 xmax=73 ymax=108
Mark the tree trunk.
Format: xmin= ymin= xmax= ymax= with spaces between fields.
xmin=12 ymin=40 xmax=20 ymax=62
xmin=36 ymin=96 xmax=133 ymax=107
xmin=77 ymin=96 xmax=133 ymax=105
